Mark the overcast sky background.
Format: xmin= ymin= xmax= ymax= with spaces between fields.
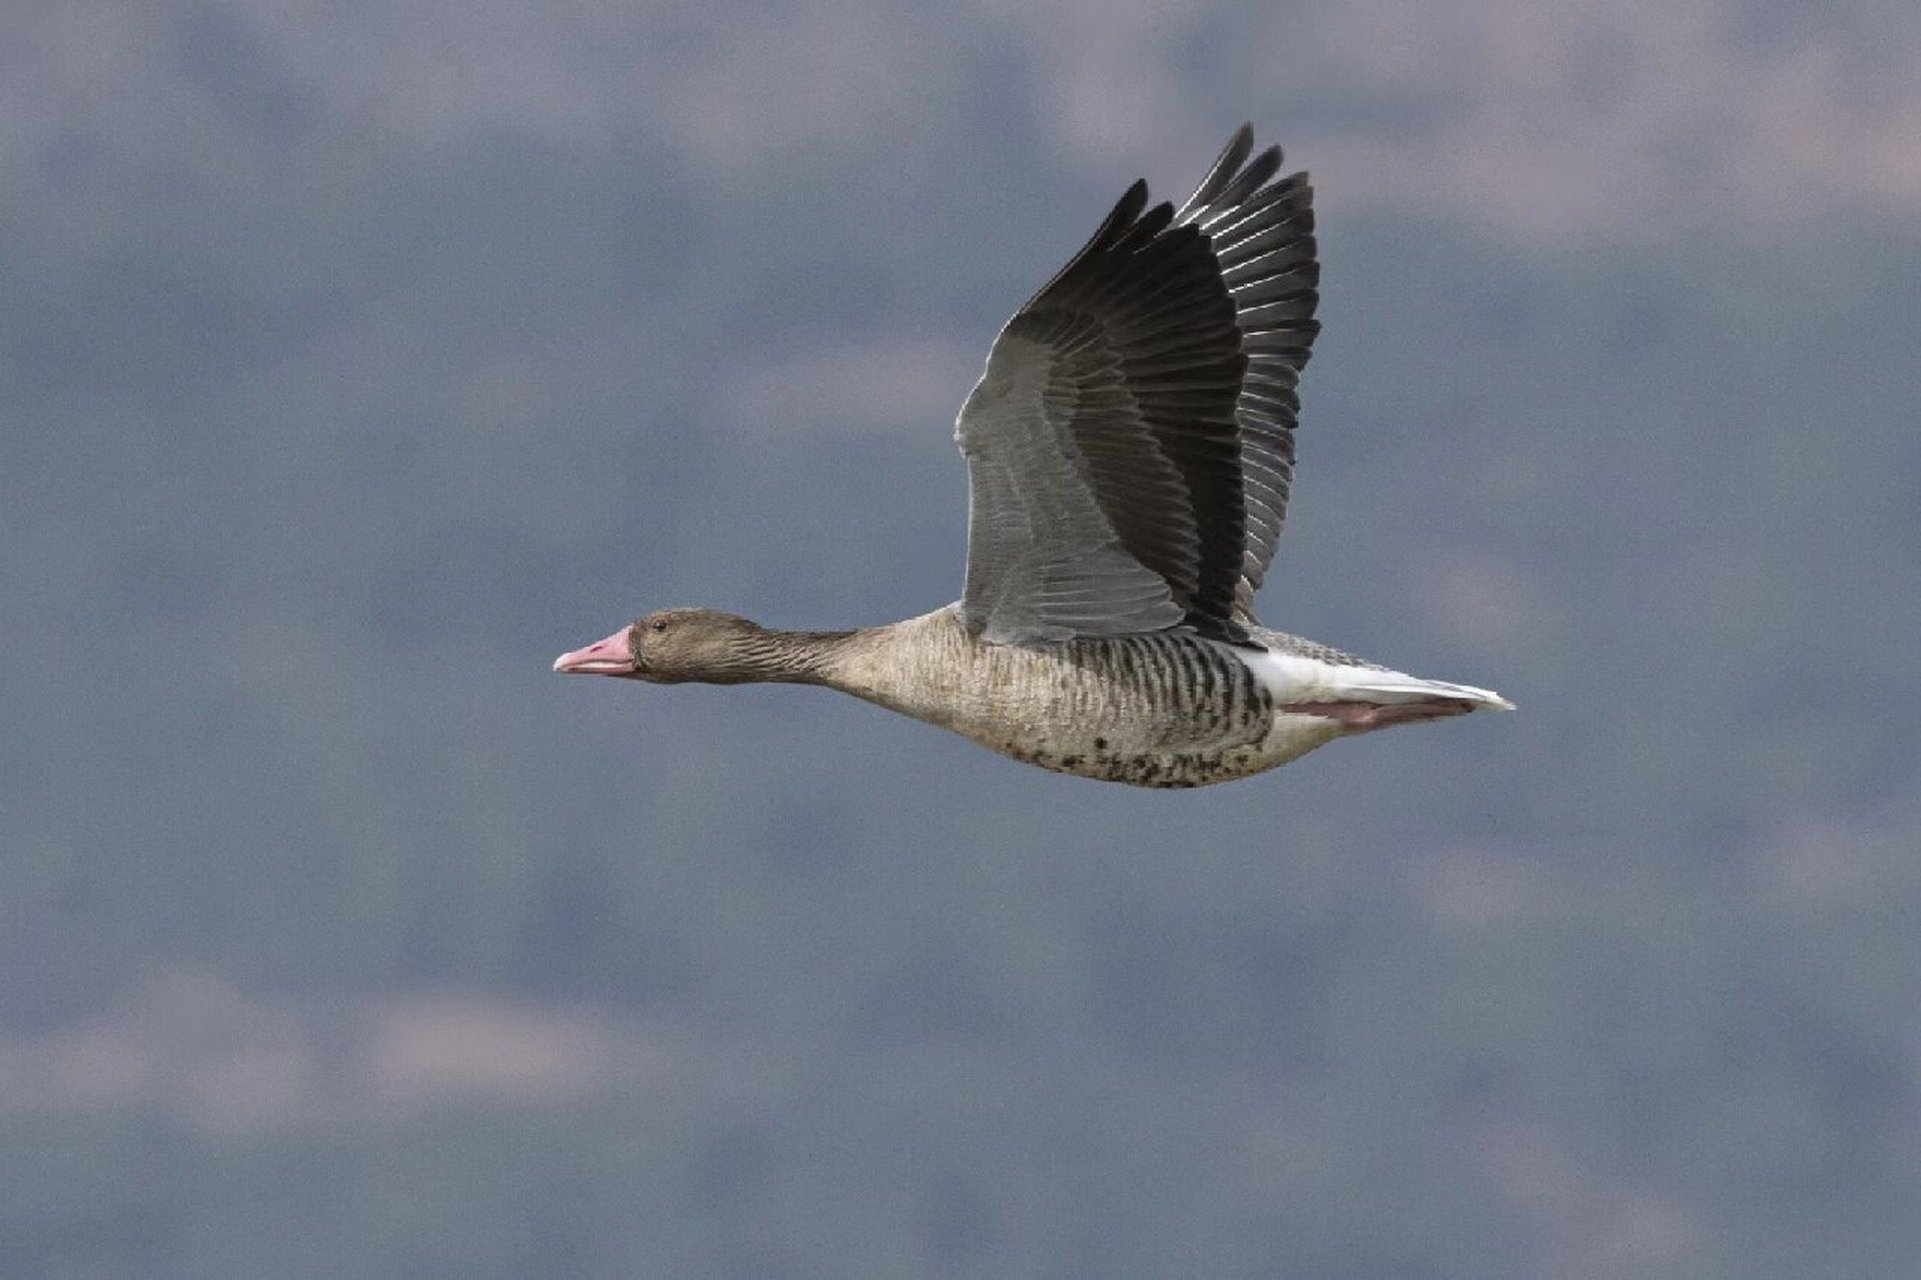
xmin=6 ymin=2 xmax=1921 ymax=1277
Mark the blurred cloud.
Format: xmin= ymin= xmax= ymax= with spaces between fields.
xmin=1402 ymin=845 xmax=1541 ymax=927
xmin=0 ymin=970 xmax=671 ymax=1129
xmin=998 ymin=0 xmax=1921 ymax=238
xmin=720 ymin=335 xmax=977 ymax=438
xmin=364 ymin=992 xmax=637 ymax=1107
xmin=1470 ymin=1119 xmax=1701 ymax=1273
xmin=1265 ymin=0 xmax=1921 ymax=238
xmin=11 ymin=0 xmax=1919 ymax=252
xmin=977 ymin=0 xmax=1206 ymax=160
xmin=241 ymin=0 xmax=952 ymax=163
xmin=1758 ymin=782 xmax=1921 ymax=905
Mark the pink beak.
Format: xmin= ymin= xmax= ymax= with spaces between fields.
xmin=553 ymin=628 xmax=635 ymax=676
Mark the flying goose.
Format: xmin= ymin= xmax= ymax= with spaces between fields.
xmin=557 ymin=126 xmax=1512 ymax=787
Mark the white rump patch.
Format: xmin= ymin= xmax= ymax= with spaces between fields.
xmin=1244 ymin=648 xmax=1515 ymax=711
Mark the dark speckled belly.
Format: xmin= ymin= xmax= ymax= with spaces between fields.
xmin=952 ymin=631 xmax=1281 ymax=787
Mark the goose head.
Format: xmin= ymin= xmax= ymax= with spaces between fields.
xmin=555 ymin=608 xmax=771 ymax=685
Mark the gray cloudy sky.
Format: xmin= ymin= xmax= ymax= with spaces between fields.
xmin=15 ymin=1 xmax=1921 ymax=227
xmin=5 ymin=3 xmax=1921 ymax=1277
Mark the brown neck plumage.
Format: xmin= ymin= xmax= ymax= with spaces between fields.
xmin=695 ymin=627 xmax=862 ymax=685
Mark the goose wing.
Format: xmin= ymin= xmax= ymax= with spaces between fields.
xmin=955 ymin=127 xmax=1317 ymax=644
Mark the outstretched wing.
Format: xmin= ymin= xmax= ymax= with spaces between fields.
xmin=955 ymin=127 xmax=1317 ymax=644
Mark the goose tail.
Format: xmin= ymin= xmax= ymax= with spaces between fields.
xmin=1247 ymin=645 xmax=1516 ymax=712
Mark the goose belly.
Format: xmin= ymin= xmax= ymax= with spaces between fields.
xmin=983 ymin=709 xmax=1343 ymax=788
xmin=851 ymin=618 xmax=1330 ymax=787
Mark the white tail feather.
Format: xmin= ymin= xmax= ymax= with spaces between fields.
xmin=1246 ymin=649 xmax=1516 ymax=711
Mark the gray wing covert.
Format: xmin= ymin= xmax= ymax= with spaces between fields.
xmin=956 ymin=320 xmax=1189 ymax=643
xmin=956 ymin=177 xmax=1249 ymax=644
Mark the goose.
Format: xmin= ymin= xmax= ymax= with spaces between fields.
xmin=556 ymin=126 xmax=1513 ymax=787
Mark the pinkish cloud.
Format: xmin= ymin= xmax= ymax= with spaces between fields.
xmin=1213 ymin=1 xmax=1921 ymax=239
xmin=7 ymin=0 xmax=1919 ymax=246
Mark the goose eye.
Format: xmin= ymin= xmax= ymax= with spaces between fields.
xmin=649 ymin=618 xmax=668 ymax=633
